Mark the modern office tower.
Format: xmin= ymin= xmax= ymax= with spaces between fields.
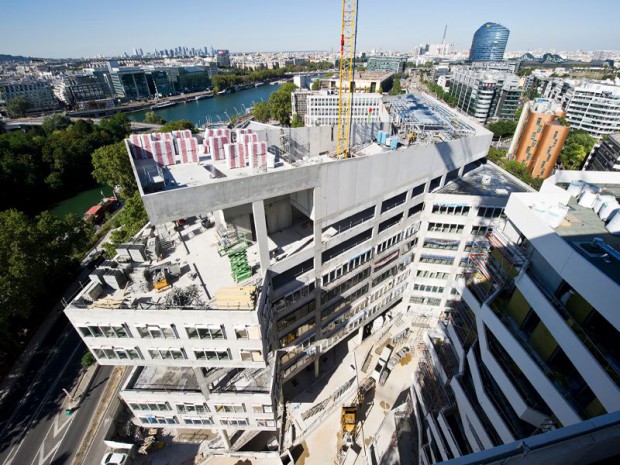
xmin=509 ymin=99 xmax=570 ymax=179
xmin=367 ymin=56 xmax=407 ymax=74
xmin=450 ymin=68 xmax=522 ymax=123
xmin=541 ymin=79 xmax=620 ymax=138
xmin=64 ymin=93 xmax=507 ymax=451
xmin=413 ymin=170 xmax=620 ymax=464
xmin=292 ymin=91 xmax=390 ymax=126
xmin=217 ymin=50 xmax=231 ymax=67
xmin=54 ymin=75 xmax=109 ymax=106
xmin=584 ymin=134 xmax=620 ymax=172
xmin=468 ymin=22 xmax=510 ymax=62
xmin=0 ymin=79 xmax=58 ymax=113
xmin=107 ymin=62 xmax=151 ymax=100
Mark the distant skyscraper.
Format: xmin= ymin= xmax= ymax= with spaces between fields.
xmin=468 ymin=22 xmax=510 ymax=61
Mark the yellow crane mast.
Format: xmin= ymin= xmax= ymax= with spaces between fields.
xmin=336 ymin=0 xmax=359 ymax=159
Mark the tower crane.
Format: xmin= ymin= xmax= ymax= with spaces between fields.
xmin=336 ymin=0 xmax=359 ymax=159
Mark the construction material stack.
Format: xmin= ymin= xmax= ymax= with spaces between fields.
xmin=228 ymin=244 xmax=251 ymax=283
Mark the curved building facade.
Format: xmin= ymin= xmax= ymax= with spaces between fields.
xmin=469 ymin=22 xmax=510 ymax=61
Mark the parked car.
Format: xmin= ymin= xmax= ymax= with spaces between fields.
xmin=101 ymin=452 xmax=128 ymax=465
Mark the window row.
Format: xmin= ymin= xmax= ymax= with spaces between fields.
xmin=80 ymin=324 xmax=259 ymax=341
xmin=412 ymin=284 xmax=445 ymax=294
xmin=322 ymin=250 xmax=373 ymax=286
xmin=416 ymin=270 xmax=450 ymax=280
xmin=477 ymin=206 xmax=504 ymax=218
xmin=410 ymin=296 xmax=442 ymax=306
xmin=423 ymin=239 xmax=460 ymax=250
xmin=428 ymin=222 xmax=465 ymax=234
xmin=277 ymin=299 xmax=316 ymax=331
xmin=471 ymin=225 xmax=493 ymax=237
xmin=376 ymin=232 xmax=402 ymax=255
xmin=129 ymin=402 xmax=171 ymax=412
xmin=273 ymin=281 xmax=316 ymax=312
xmin=432 ymin=204 xmax=471 ymax=216
xmin=324 ymin=267 xmax=371 ymax=303
xmin=321 ymin=284 xmax=369 ymax=320
xmin=419 ymin=255 xmax=454 ymax=266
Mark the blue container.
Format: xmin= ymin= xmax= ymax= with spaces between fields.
xmin=390 ymin=137 xmax=399 ymax=150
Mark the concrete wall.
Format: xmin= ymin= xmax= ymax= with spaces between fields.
xmin=141 ymin=132 xmax=492 ymax=226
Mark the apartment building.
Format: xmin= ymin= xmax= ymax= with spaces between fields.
xmin=292 ymin=90 xmax=389 ymax=126
xmin=450 ymin=68 xmax=522 ymax=123
xmin=64 ymin=94 xmax=503 ymax=452
xmin=509 ymin=99 xmax=570 ymax=179
xmin=584 ymin=133 xmax=620 ymax=172
xmin=541 ymin=78 xmax=620 ymax=138
xmin=413 ymin=170 xmax=620 ymax=464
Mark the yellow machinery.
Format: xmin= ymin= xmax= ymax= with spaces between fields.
xmin=341 ymin=403 xmax=358 ymax=442
xmin=336 ymin=0 xmax=359 ymax=159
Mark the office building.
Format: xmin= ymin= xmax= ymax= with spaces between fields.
xmin=367 ymin=56 xmax=407 ymax=74
xmin=54 ymin=76 xmax=109 ymax=106
xmin=450 ymin=68 xmax=522 ymax=123
xmin=0 ymin=79 xmax=58 ymax=113
xmin=469 ymin=22 xmax=510 ymax=62
xmin=509 ymin=99 xmax=570 ymax=179
xmin=413 ymin=169 xmax=620 ymax=464
xmin=584 ymin=134 xmax=620 ymax=172
xmin=324 ymin=71 xmax=393 ymax=93
xmin=217 ymin=50 xmax=231 ymax=67
xmin=64 ymin=94 xmax=503 ymax=452
xmin=542 ymin=79 xmax=620 ymax=138
xmin=108 ymin=65 xmax=151 ymax=100
xmin=292 ymin=91 xmax=389 ymax=126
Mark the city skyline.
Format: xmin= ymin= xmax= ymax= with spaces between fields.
xmin=1 ymin=0 xmax=619 ymax=58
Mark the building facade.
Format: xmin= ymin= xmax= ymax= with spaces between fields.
xmin=584 ymin=134 xmax=620 ymax=171
xmin=324 ymin=71 xmax=393 ymax=94
xmin=413 ymin=170 xmax=620 ymax=464
xmin=509 ymin=99 xmax=571 ymax=179
xmin=450 ymin=68 xmax=522 ymax=123
xmin=0 ymin=80 xmax=58 ymax=113
xmin=367 ymin=56 xmax=407 ymax=74
xmin=292 ymin=91 xmax=390 ymax=126
xmin=541 ymin=79 xmax=620 ymax=138
xmin=468 ymin=22 xmax=510 ymax=62
xmin=64 ymin=98 xmax=499 ymax=451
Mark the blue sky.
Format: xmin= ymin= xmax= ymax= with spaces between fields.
xmin=1 ymin=0 xmax=618 ymax=58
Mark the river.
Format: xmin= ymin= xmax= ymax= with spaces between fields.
xmin=128 ymin=84 xmax=283 ymax=126
xmin=52 ymin=184 xmax=113 ymax=218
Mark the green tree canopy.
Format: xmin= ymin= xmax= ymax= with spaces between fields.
xmin=559 ymin=129 xmax=596 ymax=170
xmin=268 ymin=82 xmax=297 ymax=126
xmin=92 ymin=142 xmax=137 ymax=196
xmin=291 ymin=114 xmax=304 ymax=128
xmin=41 ymin=115 xmax=72 ymax=134
xmin=158 ymin=120 xmax=196 ymax=132
xmin=389 ymin=79 xmax=402 ymax=95
xmin=102 ymin=191 xmax=148 ymax=255
xmin=7 ymin=96 xmax=32 ymax=117
xmin=311 ymin=79 xmax=321 ymax=91
xmin=144 ymin=111 xmax=166 ymax=125
xmin=487 ymin=120 xmax=518 ymax=138
xmin=252 ymin=101 xmax=271 ymax=123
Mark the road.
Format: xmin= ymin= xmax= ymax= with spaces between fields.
xmin=0 ymin=317 xmax=113 ymax=465
xmin=4 ymin=118 xmax=162 ymax=132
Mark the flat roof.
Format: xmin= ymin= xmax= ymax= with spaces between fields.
xmin=132 ymin=366 xmax=200 ymax=392
xmin=438 ymin=163 xmax=531 ymax=197
xmin=554 ymin=190 xmax=620 ymax=286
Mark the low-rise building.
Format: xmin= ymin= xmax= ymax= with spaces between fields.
xmin=0 ymin=79 xmax=58 ymax=113
xmin=324 ymin=71 xmax=393 ymax=94
xmin=292 ymin=90 xmax=389 ymax=126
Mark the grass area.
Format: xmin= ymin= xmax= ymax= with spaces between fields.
xmin=486 ymin=148 xmax=543 ymax=191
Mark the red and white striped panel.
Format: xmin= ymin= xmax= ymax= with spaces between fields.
xmin=236 ymin=142 xmax=247 ymax=167
xmin=249 ymin=142 xmax=268 ymax=168
xmin=151 ymin=140 xmax=175 ymax=166
xmin=161 ymin=132 xmax=173 ymax=141
xmin=172 ymin=129 xmax=193 ymax=139
xmin=239 ymin=133 xmax=259 ymax=145
xmin=151 ymin=133 xmax=162 ymax=141
xmin=176 ymin=137 xmax=188 ymax=163
xmin=224 ymin=143 xmax=238 ymax=169
xmin=128 ymin=135 xmax=144 ymax=159
xmin=140 ymin=134 xmax=154 ymax=159
xmin=208 ymin=136 xmax=228 ymax=161
xmin=178 ymin=137 xmax=199 ymax=163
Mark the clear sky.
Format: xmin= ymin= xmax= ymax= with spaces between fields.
xmin=1 ymin=0 xmax=618 ymax=58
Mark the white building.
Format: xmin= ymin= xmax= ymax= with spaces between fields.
xmin=413 ymin=169 xmax=620 ymax=463
xmin=292 ymin=90 xmax=390 ymax=126
xmin=542 ymin=78 xmax=620 ymax=138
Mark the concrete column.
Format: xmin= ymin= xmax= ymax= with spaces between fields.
xmin=356 ymin=327 xmax=364 ymax=345
xmin=220 ymin=429 xmax=232 ymax=450
xmin=193 ymin=368 xmax=211 ymax=401
xmin=252 ymin=200 xmax=270 ymax=273
xmin=314 ymin=357 xmax=320 ymax=378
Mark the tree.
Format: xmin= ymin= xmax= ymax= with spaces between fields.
xmin=102 ymin=191 xmax=148 ymax=255
xmin=559 ymin=129 xmax=595 ymax=170
xmin=41 ymin=115 xmax=71 ymax=134
xmin=98 ymin=114 xmax=131 ymax=141
xmin=92 ymin=142 xmax=137 ymax=195
xmin=158 ymin=120 xmax=195 ymax=132
xmin=268 ymin=82 xmax=297 ymax=126
xmin=144 ymin=111 xmax=166 ymax=125
xmin=291 ymin=114 xmax=304 ymax=128
xmin=487 ymin=120 xmax=518 ymax=139
xmin=252 ymin=101 xmax=271 ymax=122
xmin=311 ymin=79 xmax=321 ymax=91
xmin=7 ymin=96 xmax=32 ymax=117
xmin=389 ymin=78 xmax=402 ymax=95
